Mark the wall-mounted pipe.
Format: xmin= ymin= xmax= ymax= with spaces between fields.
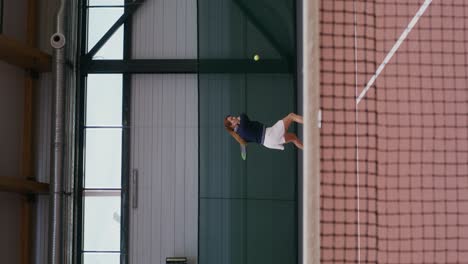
xmin=49 ymin=0 xmax=66 ymax=264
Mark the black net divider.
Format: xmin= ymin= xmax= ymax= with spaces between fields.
xmin=320 ymin=0 xmax=468 ymax=263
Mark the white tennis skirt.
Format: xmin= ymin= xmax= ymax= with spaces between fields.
xmin=262 ymin=120 xmax=286 ymax=150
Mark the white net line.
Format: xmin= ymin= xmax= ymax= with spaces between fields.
xmin=353 ymin=1 xmax=434 ymax=263
xmin=356 ymin=0 xmax=433 ymax=105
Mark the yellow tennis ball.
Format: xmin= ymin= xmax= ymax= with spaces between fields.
xmin=253 ymin=54 xmax=260 ymax=61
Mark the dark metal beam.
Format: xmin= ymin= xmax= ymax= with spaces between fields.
xmin=84 ymin=59 xmax=197 ymax=74
xmin=82 ymin=59 xmax=292 ymax=74
xmin=85 ymin=0 xmax=145 ymax=60
xmin=199 ymin=59 xmax=292 ymax=73
xmin=121 ymin=1 xmax=132 ymax=263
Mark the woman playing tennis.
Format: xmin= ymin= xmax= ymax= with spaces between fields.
xmin=224 ymin=113 xmax=303 ymax=150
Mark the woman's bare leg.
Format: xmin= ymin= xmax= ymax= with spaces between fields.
xmin=285 ymin=133 xmax=303 ymax=149
xmin=282 ymin=113 xmax=304 ymax=132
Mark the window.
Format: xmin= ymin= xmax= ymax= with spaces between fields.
xmin=84 ymin=74 xmax=123 ymax=189
xmin=83 ymin=194 xmax=121 ymax=251
xmin=87 ymin=0 xmax=124 ymax=59
xmin=79 ymin=1 xmax=127 ymax=263
xmin=81 ymin=73 xmax=124 ymax=263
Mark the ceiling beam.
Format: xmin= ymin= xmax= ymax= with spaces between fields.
xmin=83 ymin=59 xmax=292 ymax=74
xmin=0 ymin=34 xmax=51 ymax=72
xmin=0 ymin=176 xmax=49 ymax=195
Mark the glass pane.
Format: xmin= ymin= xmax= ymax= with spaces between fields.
xmin=85 ymin=129 xmax=122 ymax=188
xmin=86 ymin=74 xmax=122 ymax=126
xmin=87 ymin=7 xmax=124 ymax=52
xmin=93 ymin=26 xmax=123 ymax=60
xmin=83 ymin=253 xmax=120 ymax=264
xmin=89 ymin=0 xmax=124 ymax=6
xmin=83 ymin=195 xmax=121 ymax=251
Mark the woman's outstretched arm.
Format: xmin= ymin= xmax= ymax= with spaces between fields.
xmin=228 ymin=130 xmax=247 ymax=146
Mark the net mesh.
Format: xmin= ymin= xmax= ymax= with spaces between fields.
xmin=320 ymin=0 xmax=468 ymax=263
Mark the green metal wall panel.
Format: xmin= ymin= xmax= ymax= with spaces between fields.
xmin=199 ymin=74 xmax=297 ymax=264
xmin=198 ymin=0 xmax=297 ymax=263
xmin=198 ymin=0 xmax=288 ymax=60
